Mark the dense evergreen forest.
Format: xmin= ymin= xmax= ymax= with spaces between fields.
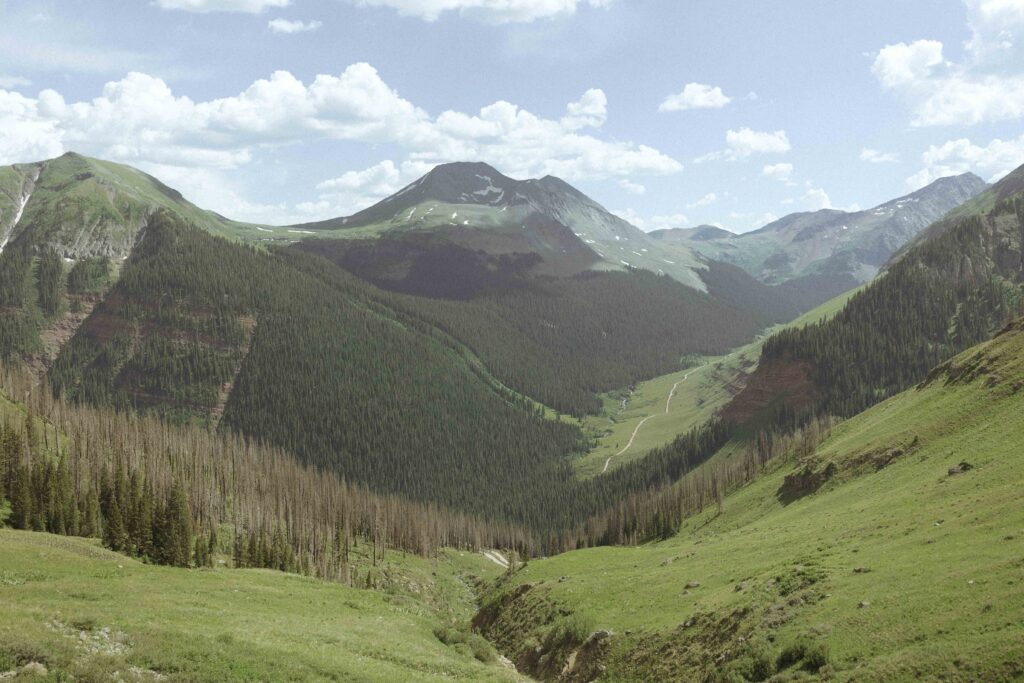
xmin=749 ymin=195 xmax=1024 ymax=426
xmin=47 ymin=215 xmax=587 ymax=525
xmin=37 ymin=212 xmax=771 ymax=538
xmin=297 ymin=236 xmax=772 ymax=416
xmin=0 ymin=359 xmax=789 ymax=570
xmin=0 ymin=242 xmax=46 ymax=360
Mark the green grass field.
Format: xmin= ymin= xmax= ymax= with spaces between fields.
xmin=0 ymin=530 xmax=520 ymax=682
xmin=575 ymin=286 xmax=864 ymax=477
xmin=487 ymin=319 xmax=1024 ymax=681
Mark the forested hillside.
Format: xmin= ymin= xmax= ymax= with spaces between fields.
xmin=728 ymin=165 xmax=1024 ymax=429
xmin=46 ymin=214 xmax=588 ymax=523
xmin=296 ymin=236 xmax=775 ymax=416
xmin=34 ymin=212 xmax=760 ymax=541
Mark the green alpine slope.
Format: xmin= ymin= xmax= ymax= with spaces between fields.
xmin=475 ymin=317 xmax=1024 ymax=681
xmin=0 ymin=529 xmax=520 ymax=682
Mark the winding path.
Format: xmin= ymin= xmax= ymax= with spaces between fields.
xmin=601 ymin=366 xmax=702 ymax=474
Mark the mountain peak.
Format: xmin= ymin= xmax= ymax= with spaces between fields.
xmin=426 ymin=161 xmax=505 ymax=179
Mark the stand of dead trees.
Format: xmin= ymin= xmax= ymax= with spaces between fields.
xmin=0 ymin=364 xmax=534 ymax=582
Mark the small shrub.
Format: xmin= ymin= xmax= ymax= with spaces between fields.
xmin=802 ymin=641 xmax=829 ymax=672
xmin=545 ymin=613 xmax=594 ymax=649
xmin=777 ymin=637 xmax=829 ymax=673
xmin=433 ymin=625 xmax=467 ymax=646
xmin=70 ymin=617 xmax=98 ymax=632
xmin=466 ymin=633 xmax=497 ymax=664
xmin=718 ymin=643 xmax=775 ymax=682
xmin=1 ymin=639 xmax=53 ymax=667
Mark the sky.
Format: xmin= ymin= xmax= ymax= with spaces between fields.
xmin=1 ymin=0 xmax=1023 ymax=232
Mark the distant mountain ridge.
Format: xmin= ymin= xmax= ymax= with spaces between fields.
xmin=292 ymin=161 xmax=711 ymax=290
xmin=667 ymin=173 xmax=988 ymax=298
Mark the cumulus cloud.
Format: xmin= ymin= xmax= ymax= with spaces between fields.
xmin=727 ymin=128 xmax=790 ymax=156
xmin=0 ymin=75 xmax=31 ymax=88
xmin=0 ymin=65 xmax=674 ymax=220
xmin=268 ymin=18 xmax=322 ymax=33
xmin=905 ymin=134 xmax=1024 ymax=189
xmin=762 ymin=162 xmax=793 ymax=181
xmin=1 ymin=65 xmax=677 ymax=178
xmin=872 ymin=2 xmax=1024 ymax=126
xmin=694 ymin=128 xmax=791 ymax=163
xmin=561 ymin=88 xmax=607 ymax=129
xmin=659 ymin=82 xmax=731 ymax=112
xmin=860 ymin=148 xmax=899 ymax=163
xmin=0 ymin=89 xmax=64 ymax=165
xmin=802 ymin=187 xmax=834 ymax=211
xmin=687 ymin=192 xmax=718 ymax=208
xmin=871 ymin=40 xmax=946 ymax=89
xmin=156 ymin=0 xmax=291 ymax=12
xmin=0 ymin=64 xmax=680 ymax=222
xmin=351 ymin=0 xmax=614 ymax=24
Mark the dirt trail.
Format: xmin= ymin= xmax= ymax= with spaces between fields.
xmin=601 ymin=365 xmax=702 ymax=474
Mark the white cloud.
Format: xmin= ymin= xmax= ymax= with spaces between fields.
xmin=561 ymin=88 xmax=607 ymax=129
xmin=306 ymin=159 xmax=443 ymax=217
xmin=726 ymin=128 xmax=790 ymax=157
xmin=802 ymin=187 xmax=834 ymax=211
xmin=659 ymin=82 xmax=731 ymax=112
xmin=871 ymin=40 xmax=946 ymax=89
xmin=0 ymin=76 xmax=31 ymax=88
xmin=0 ymin=89 xmax=64 ymax=165
xmin=762 ymin=162 xmax=793 ymax=181
xmin=351 ymin=0 xmax=613 ymax=24
xmin=0 ymin=65 xmax=678 ymax=220
xmin=619 ymin=179 xmax=646 ymax=195
xmin=860 ymin=148 xmax=899 ymax=164
xmin=905 ymin=133 xmax=1024 ymax=189
xmin=155 ymin=0 xmax=291 ymax=13
xmin=268 ymin=18 xmax=323 ymax=33
xmin=3 ymin=66 xmax=679 ymax=185
xmin=872 ymin=2 xmax=1024 ymax=126
xmin=687 ymin=192 xmax=718 ymax=208
xmin=693 ymin=128 xmax=791 ymax=163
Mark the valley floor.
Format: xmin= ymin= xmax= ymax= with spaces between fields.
xmin=576 ymin=287 xmax=862 ymax=477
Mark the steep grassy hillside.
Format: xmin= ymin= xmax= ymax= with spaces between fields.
xmin=0 ymin=530 xmax=519 ymax=682
xmin=3 ymin=153 xmax=270 ymax=258
xmin=475 ymin=318 xmax=1024 ymax=681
